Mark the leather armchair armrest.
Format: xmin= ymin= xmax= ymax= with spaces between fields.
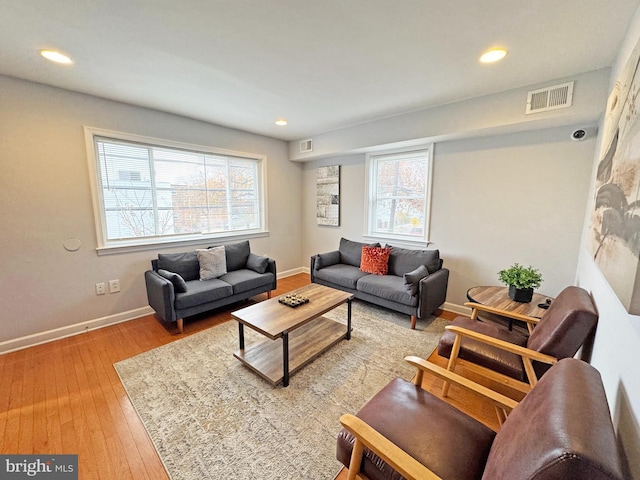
xmin=339 ymin=414 xmax=442 ymax=480
xmin=404 ymin=356 xmax=518 ymax=418
xmin=444 ymin=324 xmax=557 ymax=389
xmin=145 ymin=270 xmax=176 ymax=323
xmin=464 ymin=302 xmax=540 ymax=327
xmin=444 ymin=325 xmax=557 ymax=365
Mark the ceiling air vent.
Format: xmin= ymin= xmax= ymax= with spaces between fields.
xmin=526 ymin=81 xmax=574 ymax=114
xmin=299 ymin=138 xmax=313 ymax=153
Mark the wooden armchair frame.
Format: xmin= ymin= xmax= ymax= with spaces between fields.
xmin=443 ymin=302 xmax=557 ymax=396
xmin=340 ymin=356 xmax=518 ymax=480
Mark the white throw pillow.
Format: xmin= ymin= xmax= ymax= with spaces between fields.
xmin=196 ymin=246 xmax=227 ymax=280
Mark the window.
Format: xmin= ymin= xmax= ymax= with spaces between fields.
xmin=85 ymin=128 xmax=267 ymax=252
xmin=365 ymin=146 xmax=433 ymax=245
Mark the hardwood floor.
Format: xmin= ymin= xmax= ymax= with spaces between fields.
xmin=0 ymin=273 xmax=513 ymax=479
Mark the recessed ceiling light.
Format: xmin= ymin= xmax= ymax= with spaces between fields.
xmin=275 ymin=119 xmax=288 ymax=126
xmin=479 ymin=48 xmax=507 ymax=63
xmin=39 ymin=49 xmax=73 ymax=64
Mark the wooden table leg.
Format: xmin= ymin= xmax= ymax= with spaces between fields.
xmin=238 ymin=322 xmax=245 ymax=350
xmin=347 ymin=298 xmax=352 ymax=340
xmin=282 ymin=331 xmax=289 ymax=387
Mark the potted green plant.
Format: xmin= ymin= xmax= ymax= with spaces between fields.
xmin=497 ymin=263 xmax=543 ymax=303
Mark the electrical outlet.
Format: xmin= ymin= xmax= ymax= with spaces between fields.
xmin=96 ymin=283 xmax=106 ymax=295
xmin=109 ymin=279 xmax=121 ymax=293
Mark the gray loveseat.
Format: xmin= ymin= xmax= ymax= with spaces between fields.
xmin=145 ymin=240 xmax=276 ymax=333
xmin=311 ymin=238 xmax=449 ymax=329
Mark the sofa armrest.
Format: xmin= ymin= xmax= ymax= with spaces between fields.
xmin=145 ymin=270 xmax=176 ymax=323
xmin=266 ymin=258 xmax=277 ymax=290
xmin=417 ymin=268 xmax=449 ymax=318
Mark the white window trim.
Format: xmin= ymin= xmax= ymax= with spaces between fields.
xmin=84 ymin=126 xmax=269 ymax=255
xmin=363 ymin=144 xmax=434 ymax=248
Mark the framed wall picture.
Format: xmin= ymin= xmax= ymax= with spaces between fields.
xmin=316 ymin=165 xmax=340 ymax=226
xmin=590 ymin=37 xmax=640 ymax=314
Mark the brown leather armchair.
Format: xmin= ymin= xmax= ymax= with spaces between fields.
xmin=437 ymin=285 xmax=598 ymax=394
xmin=337 ymin=357 xmax=627 ymax=480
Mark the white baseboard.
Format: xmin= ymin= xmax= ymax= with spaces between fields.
xmin=1 ymin=267 xmax=466 ymax=355
xmin=443 ymin=301 xmax=470 ymax=316
xmin=0 ymin=306 xmax=154 ymax=355
xmin=278 ymin=266 xmax=308 ymax=278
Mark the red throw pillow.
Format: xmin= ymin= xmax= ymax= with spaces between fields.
xmin=360 ymin=246 xmax=390 ymax=275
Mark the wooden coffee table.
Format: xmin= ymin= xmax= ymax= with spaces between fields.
xmin=231 ymin=284 xmax=354 ymax=387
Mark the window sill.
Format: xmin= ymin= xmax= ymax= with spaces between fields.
xmin=363 ymin=235 xmax=430 ymax=249
xmin=96 ymin=231 xmax=269 ymax=256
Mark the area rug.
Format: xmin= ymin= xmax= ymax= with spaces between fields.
xmin=114 ymin=301 xmax=448 ymax=480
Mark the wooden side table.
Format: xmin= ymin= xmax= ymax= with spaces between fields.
xmin=466 ymin=286 xmax=553 ymax=333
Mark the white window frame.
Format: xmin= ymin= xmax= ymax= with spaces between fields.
xmin=84 ymin=127 xmax=268 ymax=255
xmin=363 ymin=144 xmax=433 ymax=247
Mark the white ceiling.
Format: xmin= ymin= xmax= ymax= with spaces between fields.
xmin=1 ymin=0 xmax=639 ymax=141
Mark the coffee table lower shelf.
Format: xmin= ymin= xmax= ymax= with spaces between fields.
xmin=233 ymin=316 xmax=348 ymax=386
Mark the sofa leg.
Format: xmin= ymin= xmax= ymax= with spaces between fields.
xmin=177 ymin=318 xmax=184 ymax=334
xmin=410 ymin=315 xmax=417 ymax=330
xmin=267 ymin=290 xmax=272 ymax=299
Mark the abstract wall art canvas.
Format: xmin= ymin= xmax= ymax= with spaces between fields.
xmin=316 ymin=165 xmax=340 ymax=226
xmin=590 ymin=37 xmax=640 ymax=314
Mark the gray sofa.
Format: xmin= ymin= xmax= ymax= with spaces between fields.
xmin=311 ymin=238 xmax=449 ymax=329
xmin=145 ymin=240 xmax=276 ymax=333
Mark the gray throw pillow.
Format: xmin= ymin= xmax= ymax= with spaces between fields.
xmin=196 ymin=246 xmax=227 ymax=280
xmin=403 ymin=264 xmax=430 ymax=295
xmin=339 ymin=238 xmax=380 ymax=267
xmin=315 ymin=251 xmax=341 ymax=270
xmin=157 ymin=252 xmax=200 ymax=281
xmin=157 ymin=269 xmax=188 ymax=293
xmin=247 ymin=253 xmax=269 ymax=274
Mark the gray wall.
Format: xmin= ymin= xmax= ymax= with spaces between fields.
xmin=301 ymin=127 xmax=595 ymax=307
xmin=0 ymin=75 xmax=302 ymax=347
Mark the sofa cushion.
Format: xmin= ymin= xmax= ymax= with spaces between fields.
xmin=219 ymin=269 xmax=275 ymax=295
xmin=360 ymin=246 xmax=391 ymax=275
xmin=357 ymin=274 xmax=418 ymax=307
xmin=157 ymin=269 xmax=188 ymax=293
xmin=219 ymin=240 xmax=251 ymax=271
xmin=403 ymin=264 xmax=429 ymax=296
xmin=174 ymin=279 xmax=233 ymax=310
xmin=339 ymin=238 xmax=380 ymax=267
xmin=388 ymin=247 xmax=439 ymax=277
xmin=157 ymin=252 xmax=200 ymax=281
xmin=247 ymin=253 xmax=269 ymax=274
xmin=314 ymin=264 xmax=369 ymax=289
xmin=196 ymin=247 xmax=227 ymax=280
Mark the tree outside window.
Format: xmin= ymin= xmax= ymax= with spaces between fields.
xmin=89 ymin=131 xmax=265 ymax=249
xmin=366 ymin=147 xmax=432 ymax=243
